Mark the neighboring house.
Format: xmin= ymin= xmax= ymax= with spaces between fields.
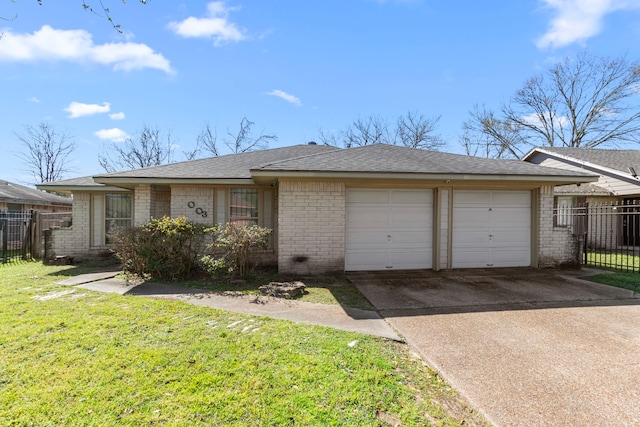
xmin=523 ymin=147 xmax=640 ymax=204
xmin=0 ymin=179 xmax=72 ymax=213
xmin=38 ymin=143 xmax=596 ymax=273
xmin=523 ymin=147 xmax=640 ymax=248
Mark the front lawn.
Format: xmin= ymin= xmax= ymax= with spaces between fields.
xmin=0 ymin=262 xmax=486 ymax=426
xmin=584 ymin=270 xmax=640 ymax=292
xmin=176 ymin=269 xmax=376 ymax=311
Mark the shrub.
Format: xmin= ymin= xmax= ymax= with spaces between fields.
xmin=111 ymin=216 xmax=206 ymax=280
xmin=201 ymin=223 xmax=272 ymax=279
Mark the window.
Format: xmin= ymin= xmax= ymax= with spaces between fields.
xmin=554 ymin=196 xmax=575 ymax=227
xmin=230 ymin=189 xmax=258 ymax=225
xmin=105 ymin=193 xmax=132 ymax=244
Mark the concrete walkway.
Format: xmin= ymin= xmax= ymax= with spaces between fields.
xmin=56 ymin=272 xmax=401 ymax=341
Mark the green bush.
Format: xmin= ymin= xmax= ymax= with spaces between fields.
xmin=111 ymin=216 xmax=206 ymax=280
xmin=201 ymin=223 xmax=272 ymax=279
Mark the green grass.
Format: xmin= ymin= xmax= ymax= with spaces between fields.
xmin=585 ymin=252 xmax=640 ymax=272
xmin=584 ymin=270 xmax=640 ymax=292
xmin=0 ymin=261 xmax=485 ymax=426
xmin=167 ymin=268 xmax=376 ymax=311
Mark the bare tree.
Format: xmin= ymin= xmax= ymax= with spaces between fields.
xmin=197 ymin=121 xmax=220 ymax=157
xmin=15 ymin=122 xmax=76 ymax=184
xmin=224 ymin=117 xmax=277 ymax=154
xmin=463 ymin=52 xmax=640 ymax=158
xmin=394 ymin=111 xmax=444 ymax=150
xmin=4 ymin=1 xmax=148 ymax=33
xmin=316 ymin=128 xmax=340 ymax=147
xmin=99 ymin=124 xmax=174 ymax=173
xmin=342 ymin=115 xmax=391 ymax=147
xmin=318 ymin=112 xmax=443 ymax=150
xmin=459 ymin=105 xmax=526 ymax=158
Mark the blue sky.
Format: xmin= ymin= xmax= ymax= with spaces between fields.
xmin=2 ymin=0 xmax=640 ymax=185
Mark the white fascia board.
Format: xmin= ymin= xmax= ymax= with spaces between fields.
xmin=92 ymin=177 xmax=256 ymax=186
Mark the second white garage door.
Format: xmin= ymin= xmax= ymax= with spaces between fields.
xmin=346 ymin=189 xmax=433 ymax=271
xmin=452 ymin=190 xmax=531 ymax=268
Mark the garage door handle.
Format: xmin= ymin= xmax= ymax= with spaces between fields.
xmin=387 ymin=235 xmax=392 ymax=242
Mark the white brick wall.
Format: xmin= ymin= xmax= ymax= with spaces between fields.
xmin=537 ymin=185 xmax=579 ymax=267
xmin=49 ymin=192 xmax=110 ymax=260
xmin=171 ymin=186 xmax=214 ymax=225
xmin=278 ymin=181 xmax=346 ymax=274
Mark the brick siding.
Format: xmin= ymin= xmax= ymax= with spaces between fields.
xmin=537 ymin=185 xmax=579 ymax=267
xmin=277 ymin=181 xmax=346 ymax=274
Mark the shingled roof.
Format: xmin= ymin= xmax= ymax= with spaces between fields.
xmin=0 ymin=180 xmax=71 ymax=207
xmin=524 ymin=147 xmax=640 ymax=175
xmin=253 ymin=144 xmax=597 ymax=178
xmin=41 ymin=143 xmax=598 ymax=190
xmin=94 ymin=144 xmax=339 ymax=181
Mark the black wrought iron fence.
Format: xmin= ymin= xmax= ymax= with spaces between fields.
xmin=556 ymin=200 xmax=640 ymax=272
xmin=0 ymin=211 xmax=35 ymax=263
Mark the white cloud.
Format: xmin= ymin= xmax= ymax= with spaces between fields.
xmin=109 ymin=112 xmax=126 ymax=120
xmin=28 ymin=97 xmax=40 ymax=103
xmin=65 ymin=101 xmax=110 ymax=118
xmin=521 ymin=112 xmax=570 ymax=128
xmin=267 ymin=89 xmax=302 ymax=107
xmin=168 ymin=2 xmax=247 ymax=45
xmin=0 ymin=25 xmax=173 ymax=73
xmin=94 ymin=128 xmax=130 ymax=143
xmin=536 ymin=0 xmax=638 ymax=49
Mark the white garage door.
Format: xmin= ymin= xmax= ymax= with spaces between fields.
xmin=453 ymin=190 xmax=531 ymax=268
xmin=346 ymin=189 xmax=433 ymax=271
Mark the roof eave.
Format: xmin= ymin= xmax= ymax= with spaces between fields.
xmin=36 ymin=184 xmax=127 ymax=193
xmin=93 ymin=177 xmax=257 ymax=187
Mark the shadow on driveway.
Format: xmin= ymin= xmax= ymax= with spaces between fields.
xmin=348 ymin=268 xmax=640 ymax=316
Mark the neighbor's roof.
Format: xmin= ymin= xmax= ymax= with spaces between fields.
xmin=252 ymin=144 xmax=598 ymax=182
xmin=523 ymin=147 xmax=640 ymax=176
xmin=554 ymin=183 xmax=613 ymax=196
xmin=0 ymin=179 xmax=72 ymax=206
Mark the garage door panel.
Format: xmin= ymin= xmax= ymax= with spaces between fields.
xmin=346 ymin=190 xmax=390 ymax=203
xmin=348 ymin=230 xmax=391 ymax=247
xmin=490 ymin=249 xmax=530 ymax=266
xmin=390 ymin=250 xmax=432 ymax=270
xmin=391 ymin=230 xmax=432 ymax=246
xmin=454 ymin=209 xmax=490 ymax=225
xmin=453 ymin=190 xmax=531 ymax=268
xmin=453 ymin=230 xmax=489 ymax=246
xmin=346 ymin=189 xmax=433 ymax=271
xmin=492 ymin=191 xmax=531 ymax=205
xmin=347 ymin=252 xmax=392 ymax=271
xmin=391 ymin=190 xmax=433 ymax=204
xmin=454 ymin=190 xmax=491 ymax=205
xmin=452 ymin=250 xmax=490 ymax=268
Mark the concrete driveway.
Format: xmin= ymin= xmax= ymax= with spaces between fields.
xmin=349 ymin=269 xmax=640 ymax=427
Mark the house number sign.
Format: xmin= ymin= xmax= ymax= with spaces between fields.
xmin=187 ymin=201 xmax=208 ymax=218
